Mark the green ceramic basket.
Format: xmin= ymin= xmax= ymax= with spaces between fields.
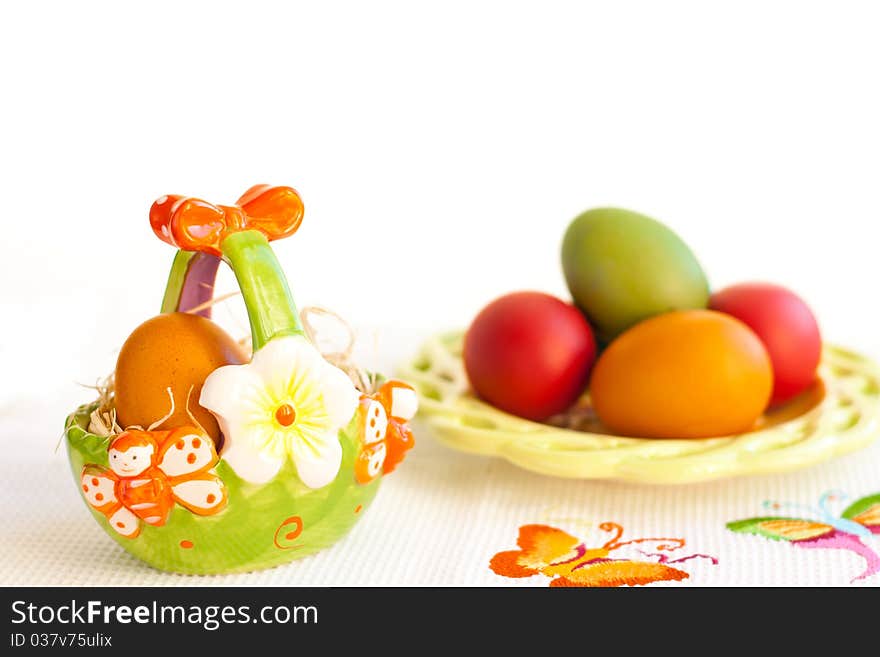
xmin=65 ymin=187 xmax=408 ymax=574
xmin=65 ymin=409 xmax=378 ymax=574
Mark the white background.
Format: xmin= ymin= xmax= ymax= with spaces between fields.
xmin=1 ymin=1 xmax=879 ymax=586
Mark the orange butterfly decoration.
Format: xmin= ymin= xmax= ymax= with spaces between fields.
xmin=355 ymin=381 xmax=418 ymax=484
xmin=81 ymin=427 xmax=227 ymax=539
xmin=149 ymin=184 xmax=304 ymax=257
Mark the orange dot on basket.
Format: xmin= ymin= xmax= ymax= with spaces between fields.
xmin=186 ymin=453 xmax=197 ymax=464
xmin=91 ymin=478 xmax=99 ymax=486
xmin=192 ymin=438 xmax=201 ymax=449
xmin=82 ymin=485 xmax=89 ymax=492
xmin=95 ymin=493 xmax=104 ymax=501
xmin=180 ymin=540 xmax=194 ymax=549
xmin=176 ymin=440 xmax=185 ymax=450
xmin=206 ymin=494 xmax=216 ymax=504
xmin=116 ymin=522 xmax=125 ymax=528
xmin=275 ymin=403 xmax=296 ymax=427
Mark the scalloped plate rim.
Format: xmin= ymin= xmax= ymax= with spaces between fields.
xmin=399 ymin=332 xmax=880 ymax=483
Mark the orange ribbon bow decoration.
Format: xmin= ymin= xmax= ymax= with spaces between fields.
xmin=149 ymin=185 xmax=305 ymax=257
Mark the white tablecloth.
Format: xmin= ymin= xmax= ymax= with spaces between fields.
xmin=3 ymin=328 xmax=879 ymax=587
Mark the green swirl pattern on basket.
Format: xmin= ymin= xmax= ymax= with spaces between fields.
xmin=399 ymin=332 xmax=880 ymax=483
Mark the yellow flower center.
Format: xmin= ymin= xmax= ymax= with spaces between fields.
xmin=275 ymin=403 xmax=297 ymax=427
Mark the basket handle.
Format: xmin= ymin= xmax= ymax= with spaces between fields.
xmin=154 ymin=185 xmax=305 ymax=351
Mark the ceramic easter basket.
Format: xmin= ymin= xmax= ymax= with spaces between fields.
xmin=65 ymin=185 xmax=418 ymax=574
xmin=400 ymin=332 xmax=880 ymax=483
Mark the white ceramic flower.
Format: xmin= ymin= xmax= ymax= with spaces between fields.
xmin=200 ymin=335 xmax=359 ymax=487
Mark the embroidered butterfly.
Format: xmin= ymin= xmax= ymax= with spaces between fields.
xmin=490 ymin=522 xmax=717 ymax=587
xmin=80 ymin=427 xmax=228 ymax=539
xmin=727 ymin=490 xmax=880 ymax=583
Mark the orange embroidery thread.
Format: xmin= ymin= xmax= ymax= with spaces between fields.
xmin=490 ymin=522 xmax=717 ymax=587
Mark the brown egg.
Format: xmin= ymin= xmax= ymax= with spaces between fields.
xmin=115 ymin=312 xmax=247 ymax=445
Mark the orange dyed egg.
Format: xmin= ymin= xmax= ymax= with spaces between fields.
xmin=115 ymin=313 xmax=247 ymax=445
xmin=589 ymin=310 xmax=773 ymax=438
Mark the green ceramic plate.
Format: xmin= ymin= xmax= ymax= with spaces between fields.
xmin=399 ymin=332 xmax=880 ymax=483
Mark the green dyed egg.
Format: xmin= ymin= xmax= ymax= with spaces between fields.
xmin=561 ymin=207 xmax=709 ymax=342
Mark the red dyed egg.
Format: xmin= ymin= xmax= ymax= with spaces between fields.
xmin=464 ymin=291 xmax=597 ymax=421
xmin=709 ymin=283 xmax=822 ymax=404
